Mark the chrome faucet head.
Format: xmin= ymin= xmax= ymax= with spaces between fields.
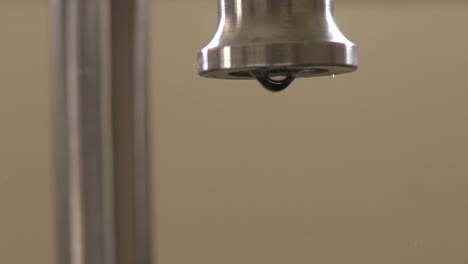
xmin=198 ymin=0 xmax=358 ymax=92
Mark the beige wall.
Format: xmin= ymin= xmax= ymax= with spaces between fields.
xmin=1 ymin=1 xmax=468 ymax=264
xmin=0 ymin=1 xmax=55 ymax=264
xmin=152 ymin=1 xmax=468 ymax=264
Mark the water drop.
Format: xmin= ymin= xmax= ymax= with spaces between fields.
xmin=256 ymin=71 xmax=295 ymax=92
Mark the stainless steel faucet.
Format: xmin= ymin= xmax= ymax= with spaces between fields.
xmin=52 ymin=1 xmax=357 ymax=264
xmin=198 ymin=0 xmax=358 ymax=92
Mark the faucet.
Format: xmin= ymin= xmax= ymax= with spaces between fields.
xmin=198 ymin=0 xmax=358 ymax=92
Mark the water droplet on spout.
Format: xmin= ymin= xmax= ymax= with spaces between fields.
xmin=256 ymin=71 xmax=296 ymax=92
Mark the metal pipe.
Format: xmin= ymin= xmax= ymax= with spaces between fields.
xmin=52 ymin=0 xmax=151 ymax=263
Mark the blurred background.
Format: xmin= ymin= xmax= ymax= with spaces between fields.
xmin=1 ymin=0 xmax=468 ymax=263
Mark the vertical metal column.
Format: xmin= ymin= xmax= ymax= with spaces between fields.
xmin=52 ymin=0 xmax=151 ymax=263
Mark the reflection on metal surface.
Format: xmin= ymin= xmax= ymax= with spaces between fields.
xmin=198 ymin=0 xmax=358 ymax=91
xmin=52 ymin=0 xmax=151 ymax=263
